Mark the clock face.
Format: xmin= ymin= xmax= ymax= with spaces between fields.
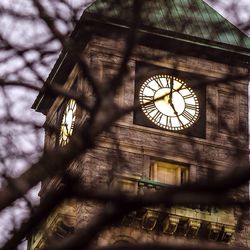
xmin=59 ymin=99 xmax=77 ymax=146
xmin=139 ymin=75 xmax=199 ymax=131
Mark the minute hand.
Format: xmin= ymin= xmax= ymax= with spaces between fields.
xmin=169 ymin=77 xmax=173 ymax=104
xmin=169 ymin=102 xmax=184 ymax=127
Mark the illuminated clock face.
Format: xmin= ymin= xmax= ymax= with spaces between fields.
xmin=139 ymin=75 xmax=199 ymax=131
xmin=59 ymin=99 xmax=77 ymax=146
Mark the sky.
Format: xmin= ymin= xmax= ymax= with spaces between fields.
xmin=207 ymin=0 xmax=250 ymax=35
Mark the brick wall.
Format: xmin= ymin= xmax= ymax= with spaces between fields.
xmin=42 ymin=34 xmax=250 ymax=247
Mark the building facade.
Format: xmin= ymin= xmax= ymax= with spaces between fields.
xmin=29 ymin=0 xmax=250 ymax=249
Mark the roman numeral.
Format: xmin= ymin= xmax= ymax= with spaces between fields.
xmin=166 ymin=116 xmax=172 ymax=128
xmin=186 ymin=103 xmax=197 ymax=111
xmin=143 ymin=95 xmax=154 ymax=102
xmin=182 ymin=110 xmax=193 ymax=121
xmin=176 ymin=117 xmax=184 ymax=128
xmin=153 ymin=111 xmax=163 ymax=123
xmin=62 ymin=116 xmax=66 ymax=124
xmin=165 ymin=78 xmax=170 ymax=88
xmin=145 ymin=86 xmax=157 ymax=93
xmin=183 ymin=93 xmax=194 ymax=99
xmin=178 ymin=83 xmax=185 ymax=91
xmin=154 ymin=78 xmax=164 ymax=88
xmin=144 ymin=102 xmax=157 ymax=114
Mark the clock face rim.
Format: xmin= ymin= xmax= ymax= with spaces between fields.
xmin=139 ymin=74 xmax=200 ymax=131
xmin=59 ymin=99 xmax=77 ymax=146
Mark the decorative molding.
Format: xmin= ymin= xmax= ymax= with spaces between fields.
xmin=28 ymin=202 xmax=76 ymax=250
xmin=113 ymin=174 xmax=237 ymax=242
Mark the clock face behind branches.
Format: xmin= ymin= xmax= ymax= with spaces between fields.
xmin=139 ymin=75 xmax=199 ymax=131
xmin=59 ymin=99 xmax=77 ymax=146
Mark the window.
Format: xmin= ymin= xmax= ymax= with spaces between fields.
xmin=150 ymin=160 xmax=189 ymax=185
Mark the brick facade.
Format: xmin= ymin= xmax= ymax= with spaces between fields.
xmin=32 ymin=33 xmax=249 ymax=249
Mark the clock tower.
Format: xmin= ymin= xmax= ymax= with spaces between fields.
xmin=30 ymin=0 xmax=250 ymax=249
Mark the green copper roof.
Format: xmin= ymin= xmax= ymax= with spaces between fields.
xmin=86 ymin=0 xmax=250 ymax=50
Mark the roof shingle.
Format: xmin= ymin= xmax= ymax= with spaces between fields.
xmin=86 ymin=0 xmax=250 ymax=49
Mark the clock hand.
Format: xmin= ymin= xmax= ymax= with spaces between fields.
xmin=169 ymin=77 xmax=174 ymax=104
xmin=169 ymin=102 xmax=177 ymax=116
xmin=65 ymin=123 xmax=69 ymax=135
xmin=169 ymin=77 xmax=184 ymax=127
xmin=144 ymin=78 xmax=175 ymax=106
xmin=169 ymin=102 xmax=184 ymax=127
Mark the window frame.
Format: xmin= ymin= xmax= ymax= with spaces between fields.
xmin=150 ymin=160 xmax=189 ymax=186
